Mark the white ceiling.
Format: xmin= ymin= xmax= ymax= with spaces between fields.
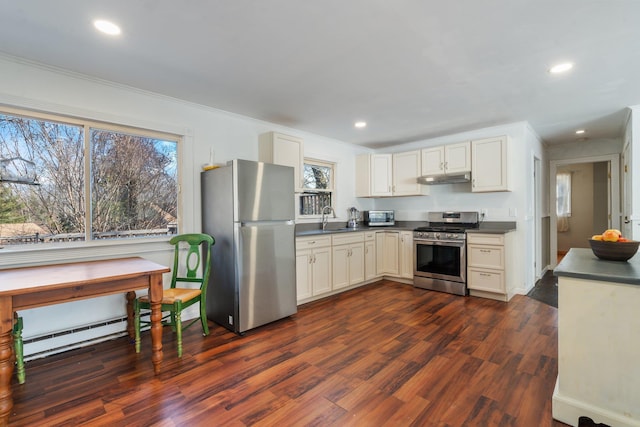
xmin=1 ymin=1 xmax=639 ymax=148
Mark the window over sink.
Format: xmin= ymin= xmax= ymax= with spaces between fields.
xmin=299 ymin=158 xmax=335 ymax=216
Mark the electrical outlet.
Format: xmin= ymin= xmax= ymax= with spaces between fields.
xmin=480 ymin=208 xmax=488 ymax=218
xmin=228 ymin=315 xmax=233 ymax=325
xmin=509 ymin=207 xmax=517 ymax=217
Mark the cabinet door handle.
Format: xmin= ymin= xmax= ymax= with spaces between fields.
xmin=472 ymin=178 xmax=475 ymax=188
xmin=312 ymin=255 xmax=316 ymax=263
xmin=480 ymin=272 xmax=491 ymax=277
xmin=444 ymin=161 xmax=448 ymax=170
xmin=440 ymin=162 xmax=444 ymax=171
xmin=480 ymin=249 xmax=491 ymax=253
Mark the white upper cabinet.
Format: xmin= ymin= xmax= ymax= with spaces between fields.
xmin=356 ymin=154 xmax=393 ymax=197
xmin=356 ymin=151 xmax=427 ymax=197
xmin=259 ymin=132 xmax=304 ymax=191
xmin=421 ymin=146 xmax=445 ymax=176
xmin=444 ymin=142 xmax=472 ymax=174
xmin=471 ymin=136 xmax=509 ymax=192
xmin=392 ymin=150 xmax=424 ymax=196
xmin=421 ymin=141 xmax=471 ymax=176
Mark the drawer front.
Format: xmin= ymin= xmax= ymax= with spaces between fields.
xmin=364 ymin=231 xmax=376 ymax=241
xmin=467 ymin=244 xmax=504 ymax=269
xmin=332 ymin=232 xmax=364 ymax=246
xmin=296 ymin=235 xmax=332 ymax=248
xmin=468 ymin=268 xmax=504 ymax=293
xmin=467 ymin=233 xmax=505 ymax=246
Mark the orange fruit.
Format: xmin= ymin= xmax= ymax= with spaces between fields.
xmin=602 ymin=230 xmax=620 ymax=242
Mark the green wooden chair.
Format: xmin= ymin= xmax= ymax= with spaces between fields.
xmin=13 ymin=313 xmax=25 ymax=384
xmin=134 ymin=233 xmax=214 ymax=357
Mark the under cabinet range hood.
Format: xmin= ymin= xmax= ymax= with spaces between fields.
xmin=417 ymin=172 xmax=471 ymax=185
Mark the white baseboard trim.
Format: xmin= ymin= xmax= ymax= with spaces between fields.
xmin=552 ymin=378 xmax=640 ymax=427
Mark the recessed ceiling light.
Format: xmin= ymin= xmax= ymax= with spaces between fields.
xmin=354 ymin=121 xmax=367 ymax=128
xmin=94 ymin=19 xmax=121 ymax=36
xmin=549 ymin=62 xmax=573 ymax=74
xmin=575 ymin=129 xmax=585 ymax=134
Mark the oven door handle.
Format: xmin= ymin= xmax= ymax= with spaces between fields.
xmin=415 ymin=239 xmax=465 ymax=247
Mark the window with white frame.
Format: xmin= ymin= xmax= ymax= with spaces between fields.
xmin=0 ymin=108 xmax=179 ymax=246
xmin=299 ymin=158 xmax=335 ymax=216
xmin=556 ymin=171 xmax=571 ymax=232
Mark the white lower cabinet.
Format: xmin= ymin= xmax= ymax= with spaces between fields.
xmin=376 ymin=231 xmax=399 ymax=276
xmin=399 ymin=231 xmax=413 ymax=279
xmin=296 ymin=236 xmax=332 ymax=301
xmin=364 ymin=232 xmax=377 ymax=281
xmin=296 ymin=229 xmax=412 ymax=304
xmin=332 ymin=233 xmax=365 ymax=290
xmin=467 ymin=232 xmax=514 ymax=301
xmin=374 ymin=230 xmax=415 ymax=279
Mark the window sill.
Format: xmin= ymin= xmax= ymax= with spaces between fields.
xmin=0 ymin=237 xmax=172 ymax=268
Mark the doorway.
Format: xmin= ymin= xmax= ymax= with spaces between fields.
xmin=550 ymin=154 xmax=620 ymax=268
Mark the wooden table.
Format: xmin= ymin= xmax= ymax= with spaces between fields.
xmin=0 ymin=257 xmax=170 ymax=426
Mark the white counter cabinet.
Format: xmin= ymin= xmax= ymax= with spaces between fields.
xmin=295 ymin=235 xmax=332 ymax=301
xmin=332 ymin=233 xmax=365 ymax=290
xmin=376 ymin=231 xmax=399 ymax=276
xmin=399 ymin=231 xmax=413 ymax=279
xmin=553 ymin=248 xmax=640 ymax=427
xmin=364 ymin=231 xmax=378 ymax=281
xmin=467 ymin=232 xmax=514 ymax=301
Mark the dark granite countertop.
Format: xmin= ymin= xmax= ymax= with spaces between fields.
xmin=296 ymin=220 xmax=516 ymax=237
xmin=466 ymin=221 xmax=517 ymax=234
xmin=295 ymin=221 xmax=423 ymax=237
xmin=554 ymin=248 xmax=640 ymax=286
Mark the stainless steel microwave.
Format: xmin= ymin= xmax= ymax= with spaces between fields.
xmin=363 ymin=210 xmax=395 ymax=226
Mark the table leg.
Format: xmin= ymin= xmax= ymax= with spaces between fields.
xmin=148 ymin=273 xmax=164 ymax=375
xmin=125 ymin=291 xmax=136 ymax=340
xmin=0 ymin=297 xmax=14 ymax=426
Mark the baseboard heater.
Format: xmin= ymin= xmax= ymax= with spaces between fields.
xmin=23 ymin=316 xmax=129 ymax=361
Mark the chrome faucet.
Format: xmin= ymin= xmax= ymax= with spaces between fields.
xmin=321 ymin=205 xmax=336 ymax=230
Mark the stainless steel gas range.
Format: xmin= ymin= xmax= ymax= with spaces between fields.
xmin=413 ymin=211 xmax=479 ymax=296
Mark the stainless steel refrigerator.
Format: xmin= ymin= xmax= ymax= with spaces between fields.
xmin=201 ymin=159 xmax=297 ymax=334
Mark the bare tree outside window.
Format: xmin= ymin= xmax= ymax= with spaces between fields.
xmin=300 ymin=159 xmax=335 ymax=216
xmin=0 ymin=110 xmax=179 ymax=246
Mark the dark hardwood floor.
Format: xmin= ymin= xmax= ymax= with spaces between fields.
xmin=11 ymin=281 xmax=569 ymax=426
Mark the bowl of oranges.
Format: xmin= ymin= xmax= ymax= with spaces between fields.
xmin=589 ymin=229 xmax=639 ymax=261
